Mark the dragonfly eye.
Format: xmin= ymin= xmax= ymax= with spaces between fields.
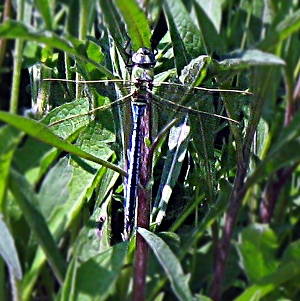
xmin=132 ymin=47 xmax=156 ymax=67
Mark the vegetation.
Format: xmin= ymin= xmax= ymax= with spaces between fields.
xmin=1 ymin=0 xmax=300 ymax=300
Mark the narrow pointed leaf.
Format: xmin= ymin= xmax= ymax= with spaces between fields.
xmin=0 ymin=215 xmax=22 ymax=280
xmin=137 ymin=228 xmax=193 ymax=301
xmin=9 ymin=168 xmax=67 ymax=283
xmin=115 ymin=0 xmax=152 ymax=50
xmin=0 ymin=111 xmax=125 ymax=176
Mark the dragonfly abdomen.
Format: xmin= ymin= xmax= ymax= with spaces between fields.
xmin=123 ymin=47 xmax=156 ymax=240
xmin=124 ymin=102 xmax=147 ymax=238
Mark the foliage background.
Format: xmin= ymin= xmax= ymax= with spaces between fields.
xmin=1 ymin=0 xmax=300 ymax=301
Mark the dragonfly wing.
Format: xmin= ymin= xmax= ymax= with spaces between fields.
xmin=151 ymin=83 xmax=237 ymax=227
xmin=46 ymin=78 xmax=132 ymax=108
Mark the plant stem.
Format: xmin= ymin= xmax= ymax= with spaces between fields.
xmin=210 ymin=67 xmax=267 ymax=300
xmin=10 ymin=0 xmax=24 ymax=114
xmin=259 ymin=72 xmax=300 ymax=222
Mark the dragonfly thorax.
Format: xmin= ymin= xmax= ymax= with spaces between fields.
xmin=131 ymin=48 xmax=155 ymax=94
xmin=132 ymin=65 xmax=154 ymax=84
xmin=131 ymin=64 xmax=154 ymax=104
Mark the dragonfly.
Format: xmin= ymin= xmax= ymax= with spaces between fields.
xmin=40 ymin=48 xmax=251 ymax=240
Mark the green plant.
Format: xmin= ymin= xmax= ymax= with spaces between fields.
xmin=1 ymin=1 xmax=300 ymax=301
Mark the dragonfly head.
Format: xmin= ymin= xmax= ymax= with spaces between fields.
xmin=132 ymin=47 xmax=156 ymax=68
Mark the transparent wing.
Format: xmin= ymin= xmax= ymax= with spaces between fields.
xmin=153 ymin=81 xmax=251 ymax=120
xmin=42 ymin=76 xmax=250 ymax=120
xmin=40 ymin=77 xmax=252 ymax=140
xmin=43 ymin=78 xmax=132 ymax=108
xmin=38 ymin=79 xmax=135 ymax=166
xmin=148 ymin=79 xmax=252 ymax=228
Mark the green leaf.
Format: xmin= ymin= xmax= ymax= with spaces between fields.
xmin=99 ymin=0 xmax=128 ymax=55
xmin=61 ymin=242 xmax=128 ymax=301
xmin=33 ymin=0 xmax=53 ymax=30
xmin=164 ymin=0 xmax=204 ymax=72
xmin=0 ymin=111 xmax=125 ymax=176
xmin=22 ymin=154 xmax=105 ymax=300
xmin=193 ymin=1 xmax=224 ymax=53
xmin=0 ymin=215 xmax=22 ymax=280
xmin=84 ymin=41 xmax=106 ymax=75
xmin=196 ymin=0 xmax=222 ymax=32
xmin=282 ymin=240 xmax=300 ymax=262
xmin=41 ymin=98 xmax=91 ymax=138
xmin=179 ymin=55 xmax=212 ymax=86
xmin=259 ymin=9 xmax=300 ymax=51
xmin=220 ymin=49 xmax=286 ymax=68
xmin=0 ymin=20 xmax=115 ymax=79
xmin=183 ymin=180 xmax=231 ymax=248
xmin=194 ymin=294 xmax=213 ymax=301
xmin=246 ymin=110 xmax=300 ymax=186
xmin=234 ymin=259 xmax=300 ymax=301
xmin=137 ymin=228 xmax=193 ymax=301
xmin=9 ymin=168 xmax=67 ymax=284
xmin=115 ymin=0 xmax=152 ymax=50
xmin=60 ymin=206 xmax=128 ymax=300
xmin=0 ymin=20 xmax=79 ymax=54
xmin=22 ymin=113 xmax=117 ymax=298
xmin=153 ymin=117 xmax=190 ymax=225
xmin=38 ymin=159 xmax=73 ymax=219
xmin=0 ymin=126 xmax=23 ymax=205
xmin=236 ymin=224 xmax=279 ymax=283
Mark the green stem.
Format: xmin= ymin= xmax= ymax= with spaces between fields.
xmin=10 ymin=0 xmax=25 ymax=114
